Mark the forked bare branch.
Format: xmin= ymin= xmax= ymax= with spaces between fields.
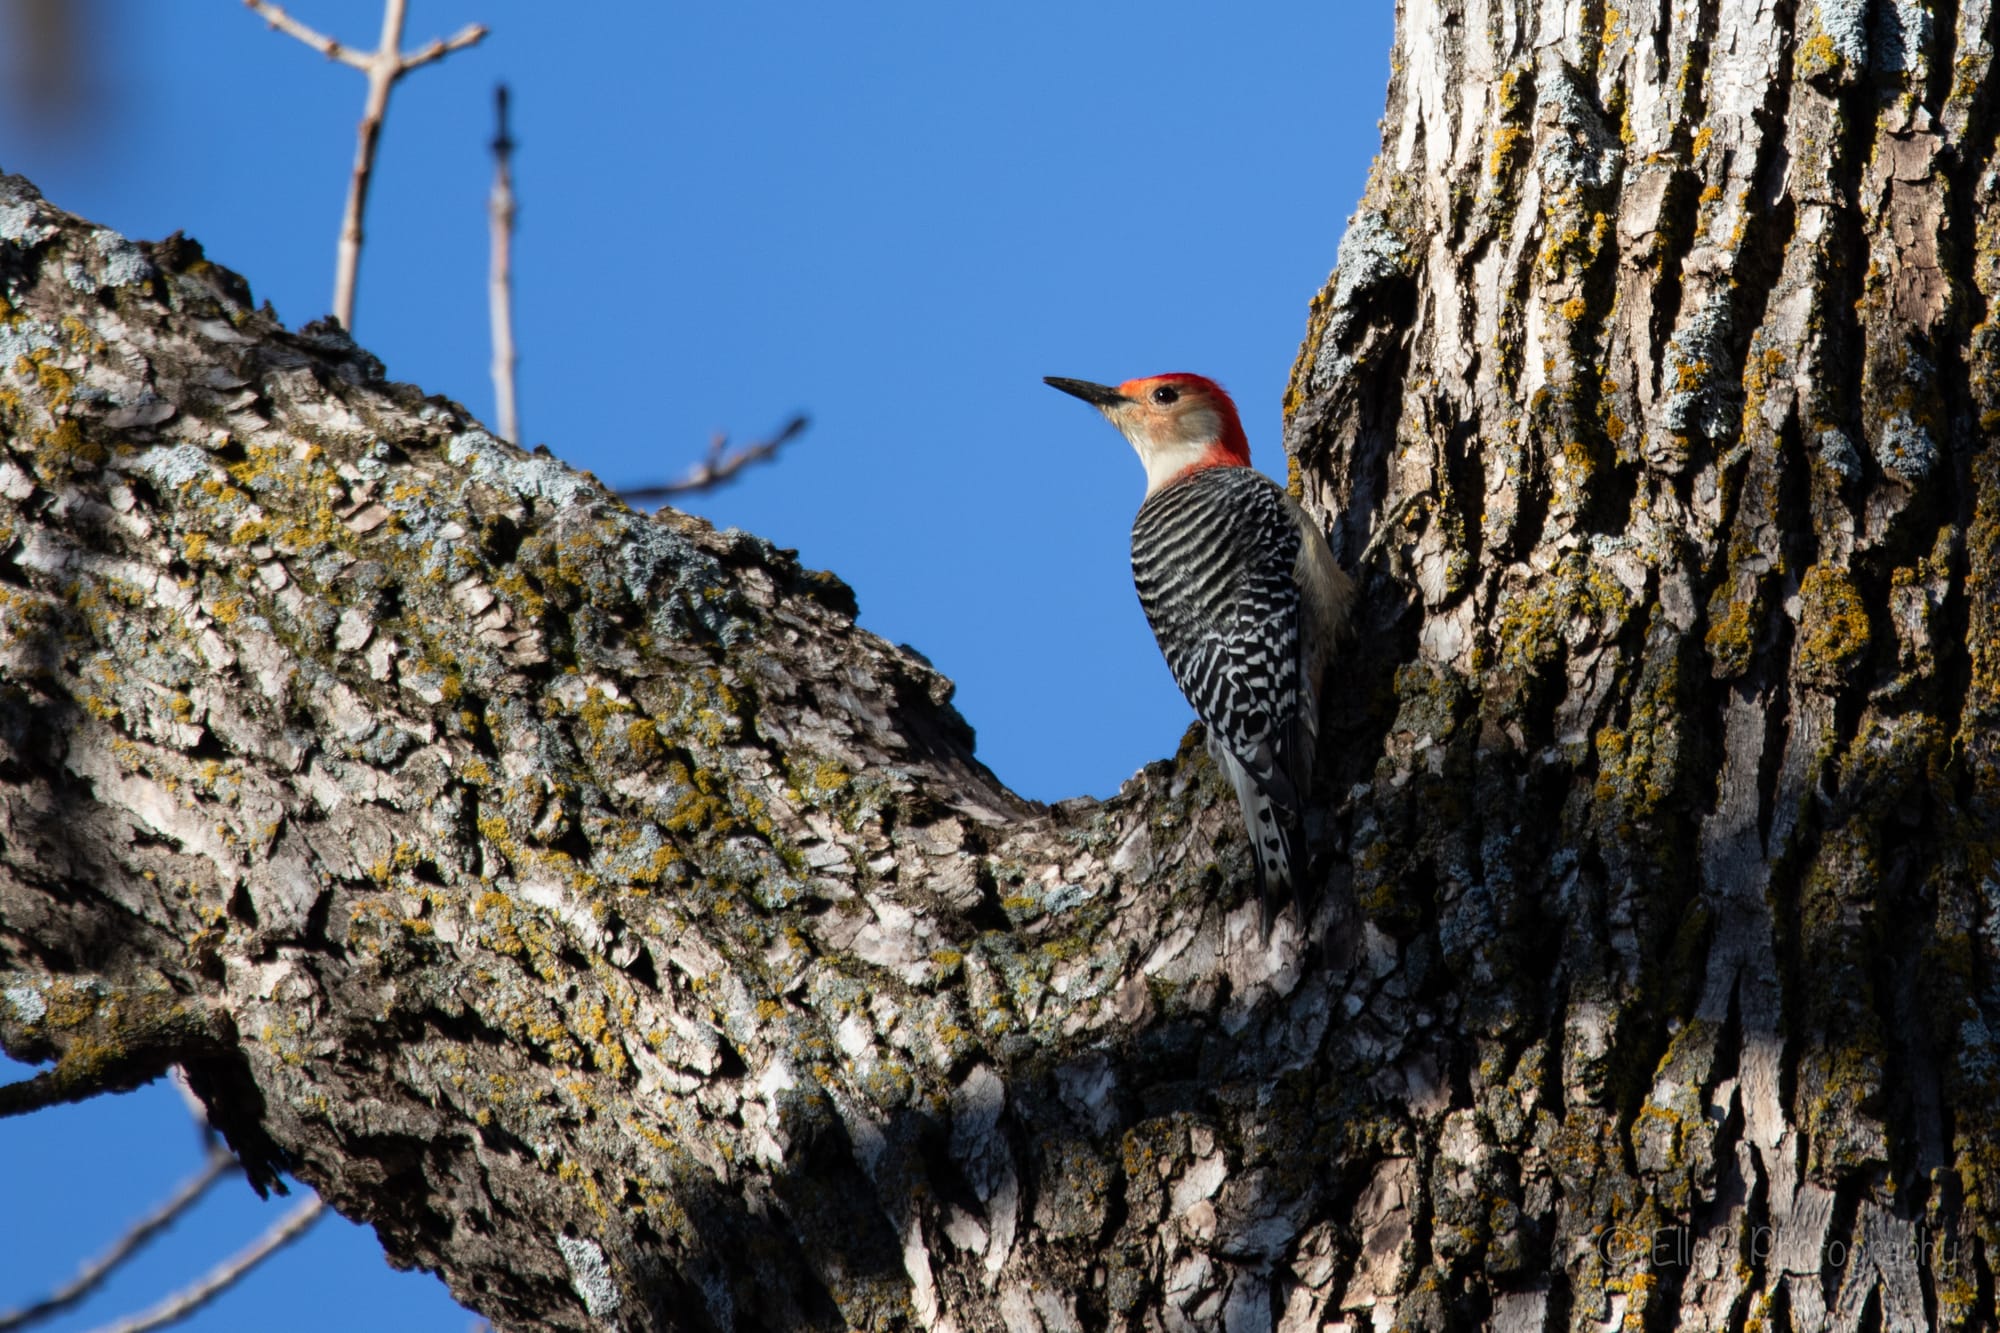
xmin=243 ymin=0 xmax=487 ymax=331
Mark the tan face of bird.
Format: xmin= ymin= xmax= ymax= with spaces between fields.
xmin=1044 ymin=373 xmax=1251 ymax=496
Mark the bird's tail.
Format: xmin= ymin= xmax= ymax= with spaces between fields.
xmin=1209 ymin=738 xmax=1303 ymax=936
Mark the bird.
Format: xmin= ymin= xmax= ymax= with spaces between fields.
xmin=1045 ymin=373 xmax=1353 ymax=931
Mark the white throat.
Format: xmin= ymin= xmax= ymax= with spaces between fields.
xmin=1130 ymin=433 xmax=1220 ymax=495
xmin=1111 ymin=400 xmax=1227 ymax=496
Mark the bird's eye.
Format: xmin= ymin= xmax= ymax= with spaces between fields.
xmin=1150 ymin=385 xmax=1180 ymax=406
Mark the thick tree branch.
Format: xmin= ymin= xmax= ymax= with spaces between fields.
xmin=0 ymin=982 xmax=232 ymax=1119
xmin=0 ymin=173 xmax=1276 ymax=1331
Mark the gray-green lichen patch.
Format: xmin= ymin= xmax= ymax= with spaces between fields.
xmin=0 ymin=317 xmax=57 ymax=366
xmin=1327 ymin=213 xmax=1409 ymax=334
xmin=1815 ymin=0 xmax=1870 ymax=65
xmin=1656 ymin=294 xmax=1740 ymax=458
xmin=554 ymin=1233 xmax=621 ymax=1319
xmin=1536 ymin=64 xmax=1622 ymax=194
xmin=446 ymin=426 xmax=596 ymax=510
xmin=66 ymin=233 xmax=156 ymax=294
xmin=1875 ymin=410 xmax=1940 ymax=481
xmin=0 ymin=195 xmax=59 ymax=247
xmin=1816 ymin=427 xmax=1863 ymax=479
xmin=4 ymin=982 xmax=48 ymax=1025
xmin=1867 ymin=0 xmax=1931 ymax=78
xmin=1301 ymin=208 xmax=1417 ymax=400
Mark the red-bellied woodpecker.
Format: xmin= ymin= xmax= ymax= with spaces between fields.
xmin=1045 ymin=373 xmax=1353 ymax=928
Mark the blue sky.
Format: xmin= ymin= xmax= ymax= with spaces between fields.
xmin=0 ymin=3 xmax=1391 ymax=1327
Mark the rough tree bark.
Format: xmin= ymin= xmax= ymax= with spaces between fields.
xmin=0 ymin=4 xmax=1996 ymax=1332
xmin=1284 ymin=0 xmax=2000 ymax=1328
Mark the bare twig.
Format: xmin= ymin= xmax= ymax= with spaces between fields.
xmin=81 ymin=1197 xmax=326 ymax=1333
xmin=239 ymin=1 xmax=360 ymax=65
xmin=617 ymin=416 xmax=811 ymax=503
xmin=488 ymin=83 xmax=519 ymax=444
xmin=0 ymin=1147 xmax=234 ymax=1332
xmin=243 ymin=0 xmax=487 ymax=332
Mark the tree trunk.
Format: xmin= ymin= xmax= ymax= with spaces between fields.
xmin=0 ymin=3 xmax=1995 ymax=1329
xmin=1283 ymin=0 xmax=2000 ymax=1328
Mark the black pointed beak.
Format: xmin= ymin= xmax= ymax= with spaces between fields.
xmin=1044 ymin=376 xmax=1129 ymax=408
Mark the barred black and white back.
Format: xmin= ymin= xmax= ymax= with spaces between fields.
xmin=1131 ymin=466 xmax=1348 ymax=922
xmin=1042 ymin=370 xmax=1353 ymax=932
